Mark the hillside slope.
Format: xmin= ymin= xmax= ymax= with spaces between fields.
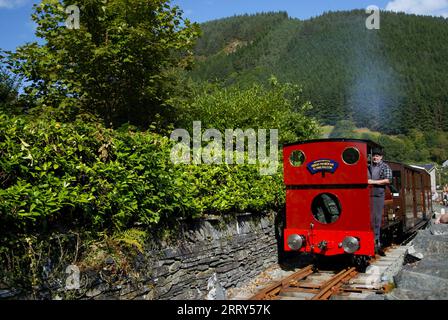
xmin=190 ymin=11 xmax=448 ymax=134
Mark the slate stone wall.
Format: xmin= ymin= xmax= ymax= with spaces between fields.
xmin=0 ymin=212 xmax=281 ymax=300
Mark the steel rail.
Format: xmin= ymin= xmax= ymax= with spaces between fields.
xmin=311 ymin=267 xmax=358 ymax=300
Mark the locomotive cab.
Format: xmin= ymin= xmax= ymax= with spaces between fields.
xmin=283 ymin=139 xmax=381 ymax=257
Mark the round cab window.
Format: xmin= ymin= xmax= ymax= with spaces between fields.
xmin=290 ymin=150 xmax=305 ymax=167
xmin=342 ymin=147 xmax=360 ymax=165
xmin=311 ymin=193 xmax=342 ymax=224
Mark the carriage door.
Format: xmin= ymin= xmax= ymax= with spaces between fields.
xmin=416 ymin=174 xmax=423 ymax=220
xmin=405 ymin=170 xmax=415 ymax=228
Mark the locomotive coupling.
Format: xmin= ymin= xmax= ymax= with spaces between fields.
xmin=287 ymin=234 xmax=305 ymax=250
xmin=317 ymin=240 xmax=328 ymax=250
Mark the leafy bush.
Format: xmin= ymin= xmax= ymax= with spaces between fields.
xmin=173 ymin=79 xmax=320 ymax=144
xmin=0 ymin=112 xmax=285 ymax=236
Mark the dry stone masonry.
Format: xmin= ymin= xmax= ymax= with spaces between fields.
xmin=0 ymin=212 xmax=280 ymax=300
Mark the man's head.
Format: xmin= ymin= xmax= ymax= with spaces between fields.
xmin=372 ymin=148 xmax=383 ymax=164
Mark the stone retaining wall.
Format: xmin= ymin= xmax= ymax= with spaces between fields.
xmin=0 ymin=211 xmax=281 ymax=300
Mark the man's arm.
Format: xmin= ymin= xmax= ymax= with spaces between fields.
xmin=368 ymin=179 xmax=390 ymax=185
xmin=368 ymin=164 xmax=392 ymax=185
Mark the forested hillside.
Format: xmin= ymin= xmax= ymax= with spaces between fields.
xmin=190 ymin=11 xmax=448 ymax=134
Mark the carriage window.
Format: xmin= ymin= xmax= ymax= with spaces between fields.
xmin=290 ymin=150 xmax=305 ymax=167
xmin=342 ymin=147 xmax=360 ymax=165
xmin=311 ymin=193 xmax=342 ymax=224
xmin=392 ymin=171 xmax=401 ymax=192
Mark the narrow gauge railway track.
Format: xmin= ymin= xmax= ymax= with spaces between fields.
xmin=250 ymin=265 xmax=362 ymax=300
xmin=248 ymin=245 xmax=407 ymax=300
xmin=248 ymin=218 xmax=427 ymax=300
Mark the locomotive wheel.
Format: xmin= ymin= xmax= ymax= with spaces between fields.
xmin=393 ymin=221 xmax=405 ymax=244
xmin=350 ymin=255 xmax=370 ymax=272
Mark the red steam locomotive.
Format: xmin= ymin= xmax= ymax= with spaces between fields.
xmin=283 ymin=139 xmax=431 ymax=257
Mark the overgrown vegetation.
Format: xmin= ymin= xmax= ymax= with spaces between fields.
xmin=0 ymin=112 xmax=289 ymax=236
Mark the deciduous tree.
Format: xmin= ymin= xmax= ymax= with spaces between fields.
xmin=6 ymin=0 xmax=200 ymax=127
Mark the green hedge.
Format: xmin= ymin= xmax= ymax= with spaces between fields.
xmin=0 ymin=113 xmax=285 ymax=235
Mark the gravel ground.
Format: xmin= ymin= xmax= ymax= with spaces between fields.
xmin=226 ymin=264 xmax=295 ymax=300
xmin=226 ymin=254 xmax=314 ymax=300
